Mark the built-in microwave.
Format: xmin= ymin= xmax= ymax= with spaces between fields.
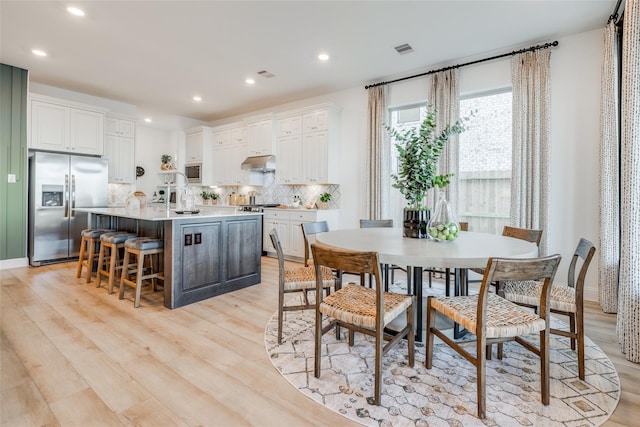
xmin=184 ymin=163 xmax=202 ymax=183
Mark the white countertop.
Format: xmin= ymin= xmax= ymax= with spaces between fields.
xmin=76 ymin=206 xmax=262 ymax=221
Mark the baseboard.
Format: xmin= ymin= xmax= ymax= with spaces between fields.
xmin=0 ymin=257 xmax=29 ymax=270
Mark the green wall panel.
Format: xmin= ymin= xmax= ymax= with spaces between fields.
xmin=0 ymin=63 xmax=28 ymax=261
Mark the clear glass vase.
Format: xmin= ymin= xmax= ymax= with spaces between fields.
xmin=427 ymin=191 xmax=461 ymax=242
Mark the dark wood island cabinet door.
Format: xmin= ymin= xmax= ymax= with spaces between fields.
xmin=181 ymin=223 xmax=223 ymax=289
xmin=170 ymin=215 xmax=262 ymax=308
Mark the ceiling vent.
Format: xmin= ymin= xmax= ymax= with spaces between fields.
xmin=257 ymin=70 xmax=275 ymax=78
xmin=394 ymin=43 xmax=414 ymax=55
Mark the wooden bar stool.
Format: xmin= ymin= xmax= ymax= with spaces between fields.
xmin=76 ymin=228 xmax=113 ymax=283
xmin=119 ymin=237 xmax=164 ymax=308
xmin=96 ymin=232 xmax=138 ymax=294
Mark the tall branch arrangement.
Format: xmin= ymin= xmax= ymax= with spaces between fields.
xmin=386 ymin=104 xmax=470 ymax=209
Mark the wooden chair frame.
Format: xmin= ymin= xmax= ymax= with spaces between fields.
xmin=269 ymin=228 xmax=336 ymax=344
xmin=503 ymin=238 xmax=595 ymax=379
xmin=312 ymin=242 xmax=414 ymax=405
xmin=302 ymin=221 xmax=365 ymax=286
xmin=469 ymin=225 xmax=543 ymax=291
xmin=426 ymin=254 xmax=561 ymax=418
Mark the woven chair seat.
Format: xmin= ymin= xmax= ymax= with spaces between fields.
xmin=430 ymin=293 xmax=546 ymax=339
xmin=502 ymin=280 xmax=577 ymax=313
xmin=284 ymin=265 xmax=335 ymax=291
xmin=319 ymin=284 xmax=413 ymax=329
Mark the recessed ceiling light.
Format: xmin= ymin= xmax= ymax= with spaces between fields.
xmin=32 ymin=49 xmax=47 ymax=57
xmin=245 ymin=78 xmax=255 ymax=85
xmin=193 ymin=95 xmax=202 ymax=102
xmin=67 ymin=6 xmax=85 ymax=17
xmin=318 ymin=53 xmax=330 ymax=61
xmin=144 ymin=117 xmax=152 ymax=123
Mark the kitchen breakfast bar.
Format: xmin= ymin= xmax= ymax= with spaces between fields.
xmin=78 ymin=207 xmax=263 ymax=309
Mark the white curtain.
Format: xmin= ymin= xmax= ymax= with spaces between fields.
xmin=426 ymin=69 xmax=460 ymax=212
xmin=511 ymin=49 xmax=551 ymax=255
xmin=366 ymin=86 xmax=390 ymax=220
xmin=600 ymin=21 xmax=620 ymax=314
xmin=618 ymin=0 xmax=640 ymax=363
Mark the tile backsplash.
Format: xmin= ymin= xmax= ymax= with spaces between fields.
xmin=109 ymin=173 xmax=340 ymax=209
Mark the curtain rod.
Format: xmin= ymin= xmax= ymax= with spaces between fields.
xmin=364 ymin=40 xmax=559 ymax=90
xmin=608 ymin=0 xmax=624 ymax=23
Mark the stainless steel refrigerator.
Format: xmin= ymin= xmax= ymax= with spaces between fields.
xmin=28 ymin=151 xmax=108 ymax=266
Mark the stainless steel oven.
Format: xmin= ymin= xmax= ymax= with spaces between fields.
xmin=184 ymin=163 xmax=202 ymax=183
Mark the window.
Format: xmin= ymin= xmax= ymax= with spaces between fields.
xmin=388 ymin=104 xmax=428 ymax=227
xmin=458 ymin=89 xmax=512 ymax=234
xmin=388 ymin=89 xmax=512 ymax=234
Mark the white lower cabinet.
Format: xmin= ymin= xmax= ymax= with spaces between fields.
xmin=263 ymin=209 xmax=340 ymax=260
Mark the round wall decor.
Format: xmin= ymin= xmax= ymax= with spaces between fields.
xmin=136 ymin=166 xmax=145 ymax=177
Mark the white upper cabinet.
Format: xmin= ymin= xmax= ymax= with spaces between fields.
xmin=30 ymin=95 xmax=106 ymax=156
xmin=277 ymin=115 xmax=302 ymax=137
xmin=185 ymin=126 xmax=214 ymax=184
xmin=105 ymin=117 xmax=135 ymax=138
xmin=104 ymin=115 xmax=136 ymax=183
xmin=276 ymin=134 xmax=302 ymax=184
xmin=302 ymin=109 xmax=329 ymax=133
xmin=210 ymin=122 xmax=263 ymax=186
xmin=231 ymin=125 xmax=247 ymax=145
xmin=246 ymin=115 xmax=275 ymax=156
xmin=276 ymin=103 xmax=340 ymax=185
xmin=104 ymin=135 xmax=135 ymax=183
xmin=30 ymin=101 xmax=68 ymax=152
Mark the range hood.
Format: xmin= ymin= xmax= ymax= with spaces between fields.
xmin=241 ymin=155 xmax=276 ymax=172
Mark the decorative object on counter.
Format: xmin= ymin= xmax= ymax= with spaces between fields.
xmin=209 ymin=191 xmax=219 ymax=205
xmin=386 ymin=104 xmax=470 ymax=238
xmin=200 ymin=190 xmax=219 ymax=205
xmin=179 ymin=187 xmax=196 ymax=211
xmin=161 ymin=154 xmax=175 ymax=170
xmin=292 ymin=195 xmax=303 ymax=208
xmin=125 ymin=191 xmax=147 ymax=211
xmin=200 ymin=190 xmax=211 ymax=205
xmin=229 ymin=192 xmax=239 ymax=206
xmin=318 ymin=192 xmax=331 ymax=210
xmin=427 ymin=173 xmax=461 ymax=241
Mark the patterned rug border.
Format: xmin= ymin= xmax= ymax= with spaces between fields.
xmin=264 ymin=298 xmax=620 ymax=427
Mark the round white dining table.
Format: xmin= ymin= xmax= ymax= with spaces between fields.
xmin=315 ymin=228 xmax=539 ymax=269
xmin=316 ymin=228 xmax=539 ymax=340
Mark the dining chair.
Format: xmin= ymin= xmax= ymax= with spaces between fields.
xmin=425 ymin=254 xmax=561 ymax=419
xmin=469 ymin=225 xmax=543 ymax=292
xmin=311 ymin=242 xmax=414 ymax=406
xmin=501 ymin=238 xmax=596 ymax=379
xmin=302 ymin=221 xmax=365 ymax=286
xmin=359 ymin=219 xmax=409 ymax=291
xmin=269 ymin=229 xmax=337 ymax=345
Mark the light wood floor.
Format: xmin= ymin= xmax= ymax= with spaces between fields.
xmin=1 ymin=258 xmax=637 ymax=426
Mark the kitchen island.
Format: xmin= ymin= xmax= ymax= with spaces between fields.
xmin=78 ymin=206 xmax=262 ymax=309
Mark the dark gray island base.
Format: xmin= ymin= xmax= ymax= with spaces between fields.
xmin=85 ymin=207 xmax=262 ymax=309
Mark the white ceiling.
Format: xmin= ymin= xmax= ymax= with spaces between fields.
xmin=1 ymin=1 xmax=614 ymax=123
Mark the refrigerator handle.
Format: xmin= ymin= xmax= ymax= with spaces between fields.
xmin=71 ymin=174 xmax=76 ymax=217
xmin=64 ymin=174 xmax=69 ymax=218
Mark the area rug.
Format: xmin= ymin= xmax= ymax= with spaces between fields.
xmin=265 ymin=293 xmax=620 ymax=426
